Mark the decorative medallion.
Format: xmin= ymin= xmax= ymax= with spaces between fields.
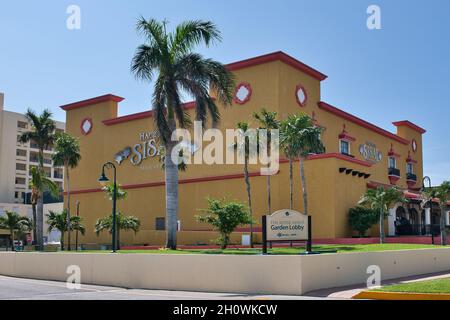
xmin=80 ymin=118 xmax=93 ymax=135
xmin=234 ymin=83 xmax=252 ymax=105
xmin=412 ymin=139 xmax=418 ymax=152
xmin=295 ymin=85 xmax=307 ymax=107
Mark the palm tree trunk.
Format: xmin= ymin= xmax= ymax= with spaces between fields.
xmin=60 ymin=231 xmax=65 ymax=251
xmin=37 ymin=148 xmax=45 ymax=251
xmin=164 ymin=127 xmax=179 ymax=250
xmin=299 ymin=157 xmax=308 ymax=215
xmin=289 ymin=158 xmax=293 ymax=210
xmin=65 ymin=163 xmax=71 ymax=251
xmin=32 ymin=203 xmax=37 ymax=245
xmin=440 ymin=206 xmax=447 ymax=246
xmin=117 ymin=228 xmax=121 ymax=250
xmin=244 ymin=156 xmax=253 ymax=248
xmin=10 ymin=228 xmax=15 ymax=251
xmin=379 ymin=210 xmax=385 ymax=244
xmin=267 ymin=165 xmax=271 ymax=214
xmin=36 ymin=193 xmax=44 ymax=251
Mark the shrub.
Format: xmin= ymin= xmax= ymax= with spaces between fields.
xmin=196 ymin=198 xmax=253 ymax=249
xmin=348 ymin=206 xmax=379 ymax=237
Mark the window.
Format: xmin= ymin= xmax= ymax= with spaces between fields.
xmin=407 ymin=163 xmax=414 ymax=174
xmin=0 ymin=207 xmax=5 ymax=216
xmin=17 ymin=121 xmax=28 ymax=129
xmin=16 ymin=149 xmax=27 ymax=157
xmin=388 ymin=157 xmax=397 ymax=169
xmin=340 ymin=140 xmax=350 ymax=155
xmin=15 ymin=177 xmax=26 ymax=185
xmin=155 ymin=217 xmax=166 ymax=231
xmin=14 ymin=192 xmax=19 ymax=199
xmin=16 ymin=163 xmax=26 ymax=171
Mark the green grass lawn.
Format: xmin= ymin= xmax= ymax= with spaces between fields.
xmin=69 ymin=243 xmax=443 ymax=255
xmin=373 ymin=278 xmax=450 ymax=294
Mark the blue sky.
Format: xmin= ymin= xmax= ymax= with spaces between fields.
xmin=0 ymin=0 xmax=449 ymax=184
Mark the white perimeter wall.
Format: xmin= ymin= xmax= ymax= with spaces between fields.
xmin=1 ymin=248 xmax=450 ymax=295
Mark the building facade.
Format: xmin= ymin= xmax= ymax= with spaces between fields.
xmin=60 ymin=52 xmax=444 ymax=247
xmin=0 ymin=93 xmax=66 ymax=204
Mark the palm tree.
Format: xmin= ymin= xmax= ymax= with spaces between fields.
xmin=28 ymin=166 xmax=60 ymax=246
xmin=253 ymin=108 xmax=279 ymax=214
xmin=359 ymin=186 xmax=406 ymax=244
xmin=0 ymin=211 xmax=31 ymax=251
xmin=46 ymin=210 xmax=85 ymax=251
xmin=94 ymin=213 xmax=141 ymax=250
xmin=280 ymin=114 xmax=325 ymax=212
xmin=52 ymin=133 xmax=81 ymax=251
xmin=19 ymin=109 xmax=57 ymax=251
xmin=233 ymin=121 xmax=258 ymax=247
xmin=131 ymin=18 xmax=235 ymax=249
xmin=422 ymin=181 xmax=450 ymax=246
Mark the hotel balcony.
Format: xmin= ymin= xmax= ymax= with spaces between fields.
xmin=407 ymin=173 xmax=418 ymax=188
xmin=53 ymin=172 xmax=64 ymax=180
xmin=388 ymin=167 xmax=401 ymax=185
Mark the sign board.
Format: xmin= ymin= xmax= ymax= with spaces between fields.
xmin=265 ymin=210 xmax=309 ymax=241
xmin=262 ymin=210 xmax=312 ymax=254
xmin=359 ymin=142 xmax=382 ymax=163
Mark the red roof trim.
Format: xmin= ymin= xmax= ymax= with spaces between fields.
xmin=226 ymin=51 xmax=328 ymax=81
xmin=393 ymin=121 xmax=427 ymax=134
xmin=65 ymin=170 xmax=274 ymax=195
xmin=60 ymin=94 xmax=124 ymax=111
xmin=318 ymin=102 xmax=410 ymax=145
xmin=102 ymin=101 xmax=197 ymax=126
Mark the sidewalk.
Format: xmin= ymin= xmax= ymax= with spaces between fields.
xmin=304 ymin=270 xmax=450 ymax=299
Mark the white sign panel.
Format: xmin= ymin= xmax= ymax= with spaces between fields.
xmin=266 ymin=210 xmax=308 ymax=241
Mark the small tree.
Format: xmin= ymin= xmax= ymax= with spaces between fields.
xmin=94 ymin=213 xmax=141 ymax=250
xmin=359 ymin=186 xmax=406 ymax=244
xmin=0 ymin=211 xmax=31 ymax=251
xmin=348 ymin=206 xmax=379 ymax=238
xmin=46 ymin=210 xmax=85 ymax=251
xmin=196 ymin=198 xmax=253 ymax=249
xmin=422 ymin=181 xmax=450 ymax=246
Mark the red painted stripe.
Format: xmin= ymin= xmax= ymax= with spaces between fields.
xmin=318 ymin=101 xmax=410 ymax=145
xmin=60 ymin=94 xmax=124 ymax=111
xmin=226 ymin=51 xmax=327 ymax=81
xmin=306 ymin=153 xmax=373 ymax=167
xmin=66 ymin=170 xmax=276 ymax=195
xmin=393 ymin=120 xmax=427 ymax=134
xmin=279 ymin=153 xmax=373 ymax=167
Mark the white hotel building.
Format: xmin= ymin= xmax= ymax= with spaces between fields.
xmin=0 ymin=92 xmax=65 ymax=209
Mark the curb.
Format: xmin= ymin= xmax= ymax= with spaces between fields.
xmin=353 ymin=290 xmax=450 ymax=300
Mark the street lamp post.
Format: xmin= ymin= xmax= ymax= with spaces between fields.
xmin=98 ymin=162 xmax=117 ymax=253
xmin=421 ymin=176 xmax=433 ymax=243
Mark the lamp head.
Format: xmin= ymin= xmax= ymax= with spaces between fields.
xmin=98 ymin=171 xmax=109 ymax=186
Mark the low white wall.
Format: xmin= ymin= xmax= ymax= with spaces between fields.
xmin=1 ymin=248 xmax=450 ymax=295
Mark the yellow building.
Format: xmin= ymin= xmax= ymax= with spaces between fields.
xmin=61 ymin=51 xmax=435 ymax=247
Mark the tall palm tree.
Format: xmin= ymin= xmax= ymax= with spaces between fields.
xmin=131 ymin=18 xmax=235 ymax=249
xmin=46 ymin=210 xmax=85 ymax=251
xmin=52 ymin=133 xmax=81 ymax=251
xmin=253 ymin=108 xmax=279 ymax=214
xmin=280 ymin=114 xmax=324 ymax=213
xmin=359 ymin=186 xmax=406 ymax=244
xmin=0 ymin=211 xmax=31 ymax=251
xmin=19 ymin=109 xmax=56 ymax=251
xmin=29 ymin=167 xmax=60 ymax=245
xmin=233 ymin=121 xmax=258 ymax=247
xmin=94 ymin=213 xmax=141 ymax=250
xmin=422 ymin=181 xmax=450 ymax=246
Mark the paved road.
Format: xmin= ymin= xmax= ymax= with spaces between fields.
xmin=0 ymin=276 xmax=332 ymax=300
